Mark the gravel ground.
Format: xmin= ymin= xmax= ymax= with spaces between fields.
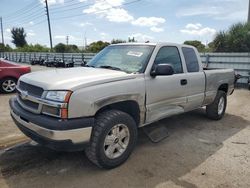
xmin=0 ymin=67 xmax=249 ymax=188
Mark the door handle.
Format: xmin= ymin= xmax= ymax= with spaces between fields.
xmin=180 ymin=79 xmax=187 ymax=85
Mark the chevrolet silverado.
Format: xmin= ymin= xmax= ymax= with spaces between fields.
xmin=9 ymin=43 xmax=235 ymax=168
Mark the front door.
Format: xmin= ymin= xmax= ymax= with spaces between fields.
xmin=145 ymin=46 xmax=188 ymax=123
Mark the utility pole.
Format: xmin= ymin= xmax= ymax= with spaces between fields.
xmin=84 ymin=37 xmax=87 ymax=49
xmin=248 ymin=0 xmax=250 ymax=23
xmin=84 ymin=31 xmax=87 ymax=50
xmin=0 ymin=17 xmax=4 ymax=45
xmin=66 ymin=35 xmax=69 ymax=45
xmin=45 ymin=0 xmax=53 ymax=50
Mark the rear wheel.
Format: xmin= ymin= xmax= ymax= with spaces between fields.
xmin=206 ymin=90 xmax=227 ymax=120
xmin=85 ymin=110 xmax=137 ymax=169
xmin=0 ymin=77 xmax=17 ymax=93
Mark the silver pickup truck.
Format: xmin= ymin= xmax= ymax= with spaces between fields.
xmin=9 ymin=43 xmax=235 ymax=168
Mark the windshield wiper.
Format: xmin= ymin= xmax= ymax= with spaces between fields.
xmin=99 ymin=65 xmax=122 ymax=71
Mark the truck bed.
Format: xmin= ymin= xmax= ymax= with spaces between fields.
xmin=203 ymin=68 xmax=235 ymax=105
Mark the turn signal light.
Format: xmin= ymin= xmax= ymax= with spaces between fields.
xmin=61 ymin=108 xmax=68 ymax=119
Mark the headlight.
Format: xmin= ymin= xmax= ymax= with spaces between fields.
xmin=43 ymin=90 xmax=72 ymax=119
xmin=45 ymin=91 xmax=72 ymax=102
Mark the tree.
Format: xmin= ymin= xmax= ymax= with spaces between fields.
xmin=86 ymin=41 xmax=110 ymax=53
xmin=5 ymin=44 xmax=12 ymax=51
xmin=212 ymin=22 xmax=250 ymax=52
xmin=54 ymin=43 xmax=80 ymax=53
xmin=31 ymin=44 xmax=50 ymax=52
xmin=0 ymin=43 xmax=12 ymax=52
xmin=184 ymin=40 xmax=206 ymax=52
xmin=11 ymin=27 xmax=27 ymax=48
xmin=128 ymin=37 xmax=136 ymax=42
xmin=54 ymin=43 xmax=67 ymax=53
xmin=111 ymin=39 xmax=126 ymax=44
xmin=208 ymin=42 xmax=215 ymax=50
xmin=68 ymin=44 xmax=79 ymax=53
xmin=0 ymin=43 xmax=5 ymax=52
xmin=15 ymin=44 xmax=50 ymax=52
xmin=212 ymin=31 xmax=228 ymax=52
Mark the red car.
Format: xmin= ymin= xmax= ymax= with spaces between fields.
xmin=0 ymin=59 xmax=31 ymax=93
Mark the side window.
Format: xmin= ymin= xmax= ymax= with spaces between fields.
xmin=182 ymin=47 xmax=200 ymax=72
xmin=154 ymin=46 xmax=183 ymax=74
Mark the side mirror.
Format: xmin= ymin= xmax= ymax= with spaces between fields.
xmin=150 ymin=64 xmax=174 ymax=77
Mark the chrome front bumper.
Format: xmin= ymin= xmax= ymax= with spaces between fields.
xmin=9 ymin=97 xmax=94 ymax=149
xmin=11 ymin=110 xmax=92 ymax=144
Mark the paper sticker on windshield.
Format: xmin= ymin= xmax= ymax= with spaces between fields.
xmin=127 ymin=51 xmax=143 ymax=57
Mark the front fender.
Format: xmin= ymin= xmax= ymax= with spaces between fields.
xmin=67 ymin=75 xmax=146 ymax=120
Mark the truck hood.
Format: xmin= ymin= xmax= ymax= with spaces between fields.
xmin=20 ymin=67 xmax=137 ymax=90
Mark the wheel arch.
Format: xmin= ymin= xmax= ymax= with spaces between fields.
xmin=218 ymin=83 xmax=228 ymax=94
xmin=1 ymin=76 xmax=18 ymax=82
xmin=94 ymin=95 xmax=145 ymax=126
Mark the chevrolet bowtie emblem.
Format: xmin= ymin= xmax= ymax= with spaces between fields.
xmin=20 ymin=91 xmax=28 ymax=100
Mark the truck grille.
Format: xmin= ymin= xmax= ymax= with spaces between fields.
xmin=19 ymin=81 xmax=44 ymax=97
xmin=17 ymin=81 xmax=44 ymax=113
xmin=18 ymin=96 xmax=39 ymax=110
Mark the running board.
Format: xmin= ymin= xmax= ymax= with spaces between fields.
xmin=143 ymin=123 xmax=169 ymax=143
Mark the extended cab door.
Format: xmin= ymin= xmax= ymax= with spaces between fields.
xmin=181 ymin=47 xmax=205 ymax=110
xmin=145 ymin=46 xmax=188 ymax=123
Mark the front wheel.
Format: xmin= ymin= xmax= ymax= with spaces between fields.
xmin=0 ymin=77 xmax=17 ymax=93
xmin=85 ymin=110 xmax=137 ymax=169
xmin=206 ymin=90 xmax=227 ymax=120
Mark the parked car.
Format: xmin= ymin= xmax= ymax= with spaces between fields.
xmin=9 ymin=43 xmax=235 ymax=168
xmin=0 ymin=59 xmax=31 ymax=93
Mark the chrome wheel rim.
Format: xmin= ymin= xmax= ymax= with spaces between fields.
xmin=104 ymin=124 xmax=130 ymax=159
xmin=218 ymin=97 xmax=225 ymax=115
xmin=2 ymin=79 xmax=16 ymax=92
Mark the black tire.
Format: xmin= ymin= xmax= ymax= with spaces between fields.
xmin=206 ymin=90 xmax=227 ymax=120
xmin=0 ymin=77 xmax=17 ymax=93
xmin=85 ymin=110 xmax=138 ymax=169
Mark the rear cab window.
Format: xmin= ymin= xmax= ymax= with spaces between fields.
xmin=182 ymin=47 xmax=200 ymax=72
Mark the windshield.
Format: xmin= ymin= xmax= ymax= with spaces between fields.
xmin=87 ymin=45 xmax=155 ymax=73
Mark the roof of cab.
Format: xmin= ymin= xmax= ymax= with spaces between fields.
xmin=110 ymin=42 xmax=157 ymax=46
xmin=110 ymin=42 xmax=195 ymax=49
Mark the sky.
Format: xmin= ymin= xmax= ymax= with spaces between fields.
xmin=0 ymin=0 xmax=249 ymax=48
